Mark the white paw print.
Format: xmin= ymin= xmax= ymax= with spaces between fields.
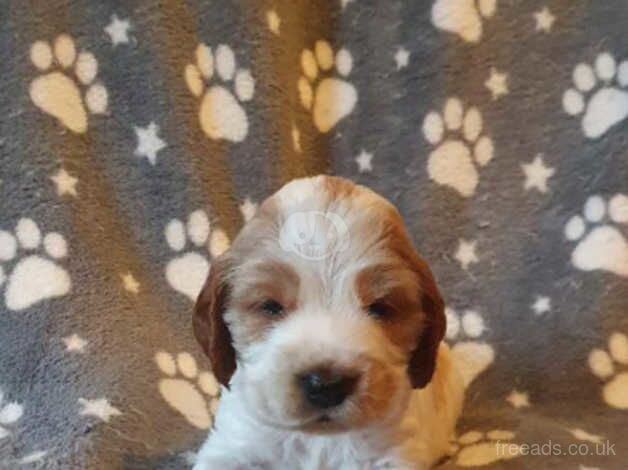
xmin=431 ymin=0 xmax=497 ymax=43
xmin=588 ymin=332 xmax=628 ymax=410
xmin=0 ymin=387 xmax=24 ymax=440
xmin=155 ymin=351 xmax=220 ymax=430
xmin=0 ymin=218 xmax=71 ymax=311
xmin=29 ymin=34 xmax=107 ymax=133
xmin=185 ymin=44 xmax=254 ymax=143
xmin=563 ymin=52 xmax=628 ymax=139
xmin=164 ymin=210 xmax=229 ymax=301
xmin=446 ymin=308 xmax=494 ymax=388
xmin=423 ymin=98 xmax=494 ymax=197
xmin=298 ymin=40 xmax=357 ymax=133
xmin=451 ymin=430 xmax=521 ymax=467
xmin=564 ymin=194 xmax=628 ymax=277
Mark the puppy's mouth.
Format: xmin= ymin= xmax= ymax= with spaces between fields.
xmin=297 ymin=412 xmax=356 ymax=434
xmin=264 ymin=412 xmax=345 ymax=434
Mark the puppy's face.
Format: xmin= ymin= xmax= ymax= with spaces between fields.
xmin=194 ymin=176 xmax=445 ymax=433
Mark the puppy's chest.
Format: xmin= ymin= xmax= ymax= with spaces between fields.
xmin=260 ymin=434 xmax=394 ymax=470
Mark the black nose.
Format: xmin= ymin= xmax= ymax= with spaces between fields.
xmin=298 ymin=368 xmax=359 ymax=409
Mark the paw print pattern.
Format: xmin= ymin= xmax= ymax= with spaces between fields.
xmin=563 ymin=52 xmax=628 ymax=139
xmin=431 ymin=0 xmax=497 ymax=43
xmin=451 ymin=430 xmax=521 ymax=467
xmin=185 ymin=44 xmax=254 ymax=143
xmin=588 ymin=332 xmax=628 ymax=409
xmin=298 ymin=40 xmax=357 ymax=133
xmin=0 ymin=218 xmax=71 ymax=311
xmin=446 ymin=308 xmax=495 ymax=387
xmin=0 ymin=388 xmax=24 ymax=440
xmin=423 ymin=98 xmax=494 ymax=197
xmin=155 ymin=351 xmax=220 ymax=429
xmin=564 ymin=194 xmax=628 ymax=277
xmin=164 ymin=210 xmax=229 ymax=301
xmin=29 ymin=34 xmax=107 ymax=133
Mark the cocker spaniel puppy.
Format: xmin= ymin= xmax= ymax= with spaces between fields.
xmin=192 ymin=176 xmax=464 ymax=469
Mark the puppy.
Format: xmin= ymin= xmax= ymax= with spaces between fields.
xmin=192 ymin=176 xmax=464 ymax=469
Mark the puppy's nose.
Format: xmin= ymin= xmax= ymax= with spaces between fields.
xmin=298 ymin=368 xmax=359 ymax=409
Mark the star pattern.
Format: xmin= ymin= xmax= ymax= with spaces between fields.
xmin=455 ymin=239 xmax=478 ymax=270
xmin=522 ymin=155 xmax=555 ymax=193
xmin=485 ymin=67 xmax=509 ymax=100
xmin=50 ymin=169 xmax=78 ymax=197
xmin=134 ymin=122 xmax=166 ymax=165
xmin=534 ymin=7 xmax=556 ymax=33
xmin=104 ymin=15 xmax=131 ymax=46
xmin=506 ymin=390 xmax=530 ymax=409
xmin=63 ymin=334 xmax=87 ymax=352
xmin=78 ymin=398 xmax=121 ymax=422
xmin=394 ymin=47 xmax=410 ymax=70
xmin=531 ymin=296 xmax=551 ymax=316
xmin=121 ymin=272 xmax=140 ymax=294
xmin=355 ymin=149 xmax=373 ymax=173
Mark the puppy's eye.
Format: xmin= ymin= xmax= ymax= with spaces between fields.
xmin=367 ymin=301 xmax=391 ymax=318
xmin=260 ymin=299 xmax=284 ymax=316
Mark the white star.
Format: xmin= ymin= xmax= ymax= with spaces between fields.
xmin=50 ymin=169 xmax=78 ymax=197
xmin=455 ymin=239 xmax=478 ymax=270
xmin=522 ymin=155 xmax=555 ymax=193
xmin=506 ymin=390 xmax=530 ymax=408
xmin=121 ymin=272 xmax=140 ymax=294
xmin=534 ymin=7 xmax=555 ymax=33
xmin=239 ymin=198 xmax=258 ymax=222
xmin=78 ymin=398 xmax=121 ymax=422
xmin=134 ymin=122 xmax=166 ymax=165
xmin=63 ymin=334 xmax=87 ymax=352
xmin=531 ymin=296 xmax=551 ymax=316
xmin=485 ymin=67 xmax=509 ymax=100
xmin=266 ymin=10 xmax=280 ymax=35
xmin=104 ymin=15 xmax=131 ymax=46
xmin=394 ymin=47 xmax=410 ymax=70
xmin=355 ymin=149 xmax=373 ymax=173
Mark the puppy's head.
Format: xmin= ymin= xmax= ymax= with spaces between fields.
xmin=194 ymin=176 xmax=445 ymax=432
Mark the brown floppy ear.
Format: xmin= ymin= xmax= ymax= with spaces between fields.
xmin=193 ymin=256 xmax=237 ymax=388
xmin=407 ymin=256 xmax=446 ymax=389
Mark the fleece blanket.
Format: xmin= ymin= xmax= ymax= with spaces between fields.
xmin=0 ymin=0 xmax=627 ymax=468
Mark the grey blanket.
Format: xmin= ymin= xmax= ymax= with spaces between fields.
xmin=1 ymin=0 xmax=627 ymax=468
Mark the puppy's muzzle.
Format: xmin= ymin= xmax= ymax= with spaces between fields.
xmin=298 ymin=367 xmax=360 ymax=409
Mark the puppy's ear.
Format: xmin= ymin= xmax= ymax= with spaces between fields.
xmin=407 ymin=256 xmax=446 ymax=389
xmin=193 ymin=256 xmax=236 ymax=388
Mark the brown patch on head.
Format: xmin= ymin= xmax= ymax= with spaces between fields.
xmin=354 ymin=202 xmax=446 ymax=389
xmin=322 ymin=175 xmax=359 ymax=202
xmin=355 ymin=263 xmax=423 ymax=355
xmin=229 ymin=260 xmax=301 ymax=345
